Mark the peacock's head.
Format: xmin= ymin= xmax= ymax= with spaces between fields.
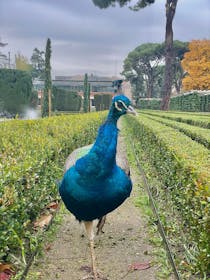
xmin=111 ymin=95 xmax=136 ymax=118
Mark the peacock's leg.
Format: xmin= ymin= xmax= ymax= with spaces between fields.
xmin=89 ymin=239 xmax=97 ymax=279
xmin=96 ymin=215 xmax=106 ymax=235
xmin=84 ymin=221 xmax=98 ymax=280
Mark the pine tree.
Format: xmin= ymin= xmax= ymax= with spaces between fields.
xmin=30 ymin=48 xmax=45 ymax=80
xmin=92 ymin=0 xmax=179 ymax=110
xmin=160 ymin=0 xmax=178 ymax=110
xmin=42 ymin=38 xmax=52 ymax=117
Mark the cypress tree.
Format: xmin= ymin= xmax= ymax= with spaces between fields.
xmin=88 ymin=82 xmax=91 ymax=112
xmin=83 ymin=73 xmax=89 ymax=112
xmin=42 ymin=38 xmax=52 ymax=117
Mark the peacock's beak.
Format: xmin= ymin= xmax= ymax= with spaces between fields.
xmin=127 ymin=105 xmax=137 ymax=115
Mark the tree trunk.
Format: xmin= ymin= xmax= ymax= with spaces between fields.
xmin=146 ymin=80 xmax=153 ymax=98
xmin=146 ymin=65 xmax=153 ymax=98
xmin=148 ymin=75 xmax=154 ymax=98
xmin=161 ymin=0 xmax=178 ymax=110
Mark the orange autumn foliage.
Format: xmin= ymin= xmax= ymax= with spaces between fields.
xmin=181 ymin=40 xmax=210 ymax=91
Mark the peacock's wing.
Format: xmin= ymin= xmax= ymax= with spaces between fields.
xmin=64 ymin=144 xmax=93 ymax=172
xmin=116 ymin=137 xmax=130 ymax=176
xmin=64 ymin=142 xmax=130 ymax=175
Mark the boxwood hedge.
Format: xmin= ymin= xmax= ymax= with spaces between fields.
xmin=124 ymin=113 xmax=210 ymax=276
xmin=0 ymin=112 xmax=106 ymax=265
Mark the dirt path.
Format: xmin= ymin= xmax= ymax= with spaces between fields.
xmin=27 ymin=130 xmax=163 ymax=280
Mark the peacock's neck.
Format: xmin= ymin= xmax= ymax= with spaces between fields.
xmin=91 ymin=119 xmax=118 ymax=167
xmin=106 ymin=108 xmax=120 ymax=124
xmin=75 ymin=112 xmax=119 ymax=178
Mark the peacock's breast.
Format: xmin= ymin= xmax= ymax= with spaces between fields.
xmin=59 ymin=165 xmax=132 ymax=221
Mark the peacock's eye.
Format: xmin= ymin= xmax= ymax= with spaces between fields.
xmin=117 ymin=102 xmax=124 ymax=109
xmin=114 ymin=100 xmax=129 ymax=112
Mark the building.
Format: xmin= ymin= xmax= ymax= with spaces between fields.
xmin=33 ymin=75 xmax=132 ymax=111
xmin=54 ymin=75 xmax=116 ymax=93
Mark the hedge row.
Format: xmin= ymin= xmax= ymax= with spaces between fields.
xmin=124 ymin=114 xmax=210 ymax=276
xmin=140 ymin=113 xmax=210 ymax=150
xmin=52 ymin=86 xmax=82 ymax=112
xmin=136 ymin=92 xmax=210 ymax=112
xmin=170 ymin=92 xmax=210 ymax=112
xmin=0 ymin=112 xmax=106 ymax=265
xmin=136 ymin=98 xmax=161 ymax=110
xmin=141 ymin=110 xmax=210 ymax=129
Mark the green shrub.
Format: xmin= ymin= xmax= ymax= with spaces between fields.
xmin=135 ymin=92 xmax=210 ymax=112
xmin=141 ymin=113 xmax=210 ymax=149
xmin=141 ymin=110 xmax=210 ymax=129
xmin=136 ymin=98 xmax=161 ymax=110
xmin=0 ymin=111 xmax=106 ymax=264
xmin=124 ymin=114 xmax=210 ymax=276
xmin=170 ymin=92 xmax=210 ymax=112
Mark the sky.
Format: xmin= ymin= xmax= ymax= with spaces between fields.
xmin=0 ymin=0 xmax=210 ymax=78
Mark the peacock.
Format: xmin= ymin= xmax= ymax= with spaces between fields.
xmin=59 ymin=92 xmax=136 ymax=279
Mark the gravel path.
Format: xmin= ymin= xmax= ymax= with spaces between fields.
xmin=27 ymin=128 xmax=163 ymax=280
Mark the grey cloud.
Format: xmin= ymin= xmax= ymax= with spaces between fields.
xmin=1 ymin=0 xmax=209 ymax=76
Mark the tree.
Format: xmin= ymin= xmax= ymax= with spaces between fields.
xmin=30 ymin=48 xmax=45 ymax=80
xmin=88 ymin=83 xmax=91 ymax=111
xmin=0 ymin=40 xmax=9 ymax=68
xmin=172 ymin=40 xmax=189 ymax=93
xmin=83 ymin=73 xmax=90 ymax=112
xmin=0 ymin=69 xmax=34 ymax=116
xmin=122 ymin=40 xmax=187 ymax=102
xmin=153 ymin=65 xmax=165 ymax=97
xmin=181 ymin=40 xmax=210 ymax=91
xmin=93 ymin=0 xmax=155 ymax=9
xmin=127 ymin=73 xmax=146 ymax=105
xmin=42 ymin=38 xmax=52 ymax=117
xmin=15 ymin=52 xmax=32 ymax=72
xmin=0 ymin=41 xmax=8 ymax=47
xmin=92 ymin=0 xmax=179 ymax=110
xmin=122 ymin=43 xmax=164 ymax=100
xmin=161 ymin=0 xmax=178 ymax=110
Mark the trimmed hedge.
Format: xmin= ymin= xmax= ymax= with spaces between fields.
xmin=136 ymin=92 xmax=210 ymax=112
xmin=0 ymin=112 xmax=106 ymax=265
xmin=170 ymin=92 xmax=210 ymax=112
xmin=52 ymin=86 xmax=81 ymax=112
xmin=124 ymin=114 xmax=210 ymax=276
xmin=140 ymin=113 xmax=210 ymax=149
xmin=137 ymin=98 xmax=161 ymax=110
xmin=142 ymin=110 xmax=210 ymax=129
